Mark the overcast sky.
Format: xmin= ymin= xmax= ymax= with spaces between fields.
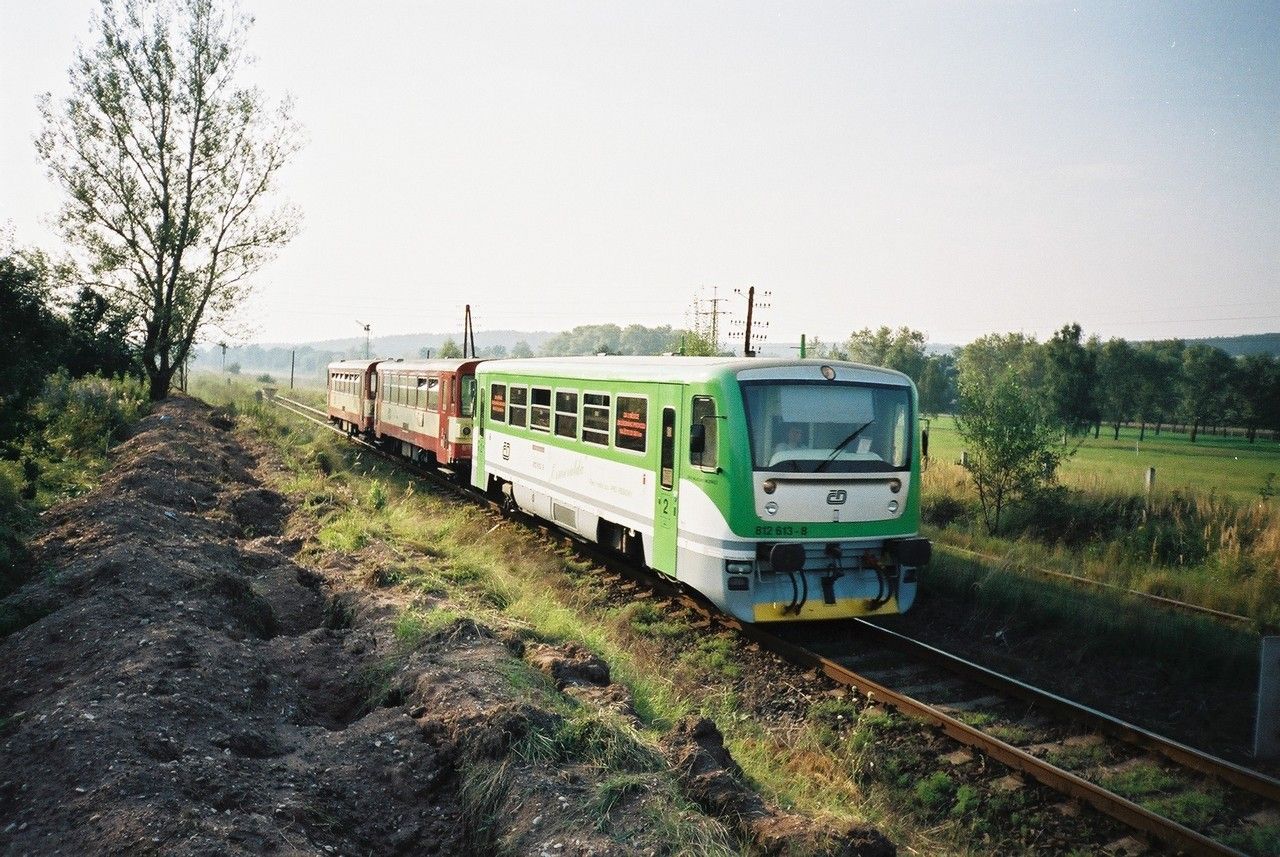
xmin=2 ymin=1 xmax=1277 ymax=348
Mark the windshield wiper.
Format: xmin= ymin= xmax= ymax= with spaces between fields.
xmin=815 ymin=420 xmax=874 ymax=472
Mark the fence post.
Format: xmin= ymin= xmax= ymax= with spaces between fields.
xmin=1256 ymin=637 xmax=1280 ymax=760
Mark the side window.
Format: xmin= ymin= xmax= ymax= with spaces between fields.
xmin=426 ymin=377 xmax=440 ymax=410
xmin=582 ymin=393 xmax=610 ymax=446
xmin=509 ymin=385 xmax=528 ymax=427
xmin=691 ymin=395 xmax=718 ymax=470
xmin=490 ymin=383 xmax=506 ymax=422
xmin=369 ymin=374 xmax=377 ymax=397
xmin=555 ymin=390 xmax=578 ymax=439
xmin=615 ymin=395 xmax=647 ymax=453
xmin=530 ymin=387 xmax=552 ymax=432
xmin=381 ymin=374 xmax=389 ymax=402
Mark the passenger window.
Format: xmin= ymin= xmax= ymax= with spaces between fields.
xmin=690 ymin=396 xmax=718 ymax=470
xmin=530 ymin=387 xmax=551 ymax=432
xmin=582 ymin=393 xmax=610 ymax=446
xmin=426 ymin=377 xmax=440 ymax=411
xmin=615 ymin=395 xmax=647 ymax=453
xmin=490 ymin=383 xmax=506 ymax=422
xmin=508 ymin=386 xmax=528 ymax=427
xmin=416 ymin=377 xmax=427 ymax=408
xmin=555 ymin=391 xmax=578 ymax=439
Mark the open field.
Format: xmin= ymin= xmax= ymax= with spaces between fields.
xmin=925 ymin=416 xmax=1280 ymax=505
xmin=922 ymin=415 xmax=1280 ymax=625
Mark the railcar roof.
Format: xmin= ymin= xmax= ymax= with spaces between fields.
xmin=374 ymin=359 xmax=483 ymax=374
xmin=326 ymin=359 xmax=382 ymax=372
xmin=476 ymin=356 xmax=911 ymax=385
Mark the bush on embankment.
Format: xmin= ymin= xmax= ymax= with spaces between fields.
xmin=0 ymin=372 xmax=148 ymax=596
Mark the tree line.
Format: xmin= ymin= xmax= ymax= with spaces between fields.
xmin=811 ymin=324 xmax=1280 ymax=444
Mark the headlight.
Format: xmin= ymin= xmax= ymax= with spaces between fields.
xmin=725 ymin=561 xmax=753 ymax=575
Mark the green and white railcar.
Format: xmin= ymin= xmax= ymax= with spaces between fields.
xmin=472 ymin=357 xmax=931 ymax=623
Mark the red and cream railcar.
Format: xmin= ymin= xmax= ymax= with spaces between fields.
xmin=373 ymin=359 xmax=484 ymax=470
xmin=327 ymin=359 xmax=383 ymax=434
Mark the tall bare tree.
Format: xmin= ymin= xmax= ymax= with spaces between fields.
xmin=37 ymin=0 xmax=301 ymax=399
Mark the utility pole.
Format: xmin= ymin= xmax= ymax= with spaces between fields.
xmin=289 ymin=350 xmax=295 ymax=389
xmin=733 ymin=287 xmax=771 ymax=357
xmin=219 ymin=341 xmax=227 ymax=372
xmin=356 ymin=320 xmax=371 ymax=359
xmin=693 ymin=286 xmax=727 ymax=352
xmin=463 ymin=305 xmax=476 ymax=358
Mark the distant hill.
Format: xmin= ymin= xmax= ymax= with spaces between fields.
xmin=191 ymin=329 xmax=557 ymax=382
xmin=1178 ymin=332 xmax=1280 ymax=358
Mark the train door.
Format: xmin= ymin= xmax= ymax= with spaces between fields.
xmin=651 ymin=387 xmax=681 ymax=576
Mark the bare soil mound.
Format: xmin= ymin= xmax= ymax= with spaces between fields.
xmin=0 ymin=398 xmax=465 ymax=855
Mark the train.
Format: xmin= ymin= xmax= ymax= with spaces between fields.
xmin=327 ymin=358 xmax=483 ymax=469
xmin=327 ymin=355 xmax=931 ymax=622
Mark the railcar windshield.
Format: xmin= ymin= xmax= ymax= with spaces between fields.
xmin=740 ymin=381 xmax=911 ymax=472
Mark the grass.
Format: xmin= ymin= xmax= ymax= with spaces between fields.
xmin=922 ymin=413 xmax=1280 ymax=626
xmin=918 ymin=552 xmax=1259 ymax=689
xmin=1100 ymin=763 xmax=1230 ymax=832
xmin=223 ymin=380 xmax=1015 ymax=854
xmin=927 ymin=415 xmax=1280 ymax=504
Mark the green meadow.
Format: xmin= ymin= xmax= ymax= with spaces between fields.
xmin=922 ymin=415 xmax=1280 ymax=624
xmin=925 ymin=416 xmax=1279 ymax=505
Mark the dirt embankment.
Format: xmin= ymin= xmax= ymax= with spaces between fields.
xmin=0 ymin=397 xmax=892 ymax=856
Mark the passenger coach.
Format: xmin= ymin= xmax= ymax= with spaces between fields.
xmin=327 ymin=359 xmax=382 ymax=434
xmin=373 ymin=359 xmax=483 ymax=470
xmin=472 ymin=357 xmax=931 ymax=622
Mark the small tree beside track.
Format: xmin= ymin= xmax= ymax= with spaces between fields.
xmin=954 ymin=372 xmax=1070 ymax=535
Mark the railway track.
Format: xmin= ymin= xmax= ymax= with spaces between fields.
xmin=764 ymin=619 xmax=1277 ymax=856
xmin=268 ymin=392 xmax=1278 ymax=855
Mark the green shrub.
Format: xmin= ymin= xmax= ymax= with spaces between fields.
xmin=913 ymin=770 xmax=956 ymax=813
xmin=33 ymin=372 xmax=148 ymax=460
xmin=0 ymin=461 xmax=34 ymax=596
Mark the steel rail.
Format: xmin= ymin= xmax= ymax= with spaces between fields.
xmin=936 ymin=542 xmax=1258 ymax=630
xmin=847 ymin=619 xmax=1280 ymax=803
xmin=725 ymin=617 xmax=1250 ymax=857
xmin=266 ymin=395 xmax=1259 ymax=856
